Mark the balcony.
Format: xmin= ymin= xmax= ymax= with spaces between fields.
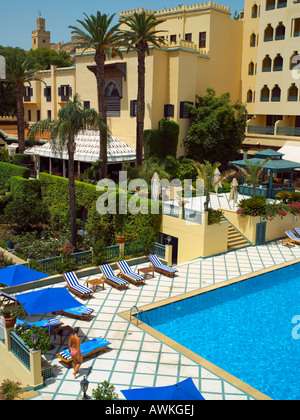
xmin=276 ymin=127 xmax=300 ymax=136
xmin=248 ymin=125 xmax=275 ymax=135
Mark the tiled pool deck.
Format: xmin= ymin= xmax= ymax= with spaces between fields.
xmin=24 ymin=239 xmax=300 ymax=400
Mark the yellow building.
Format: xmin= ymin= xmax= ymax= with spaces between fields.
xmin=24 ymin=1 xmax=300 ymax=162
xmin=24 ymin=3 xmax=243 ymax=159
xmin=241 ymin=0 xmax=300 ymax=158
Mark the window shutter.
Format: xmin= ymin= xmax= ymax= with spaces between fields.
xmin=58 ymin=87 xmax=62 ymax=96
xmin=180 ymin=101 xmax=193 ymax=118
xmin=164 ymin=104 xmax=174 ymax=118
xmin=130 ymin=100 xmax=137 ymax=117
xmin=30 ymin=88 xmax=33 ymax=97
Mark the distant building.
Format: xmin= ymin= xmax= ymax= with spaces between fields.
xmin=32 ymin=16 xmax=51 ymax=50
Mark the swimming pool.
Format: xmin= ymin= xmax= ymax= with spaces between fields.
xmin=145 ymin=262 xmax=300 ymax=400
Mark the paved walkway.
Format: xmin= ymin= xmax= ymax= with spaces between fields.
xmin=14 ymin=239 xmax=300 ymax=400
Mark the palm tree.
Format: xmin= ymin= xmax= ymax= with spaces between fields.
xmin=67 ymin=12 xmax=124 ymax=179
xmin=28 ymin=94 xmax=104 ymax=249
xmin=5 ymin=56 xmax=44 ymax=153
xmin=119 ymin=11 xmax=166 ymax=167
xmin=234 ymin=158 xmax=269 ymax=198
xmin=193 ymin=161 xmax=234 ymax=211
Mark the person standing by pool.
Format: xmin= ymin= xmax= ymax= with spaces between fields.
xmin=68 ymin=327 xmax=83 ymax=379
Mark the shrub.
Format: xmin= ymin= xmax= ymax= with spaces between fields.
xmin=0 ymin=162 xmax=30 ymax=189
xmin=238 ymin=197 xmax=266 ymax=217
xmin=208 ymin=208 xmax=224 ymax=224
xmin=91 ymin=381 xmax=118 ymax=400
xmin=0 ymin=251 xmax=14 ymax=269
xmin=0 ymin=379 xmax=22 ymax=400
xmin=15 ymin=324 xmax=50 ymax=355
xmin=275 ymin=191 xmax=292 ymax=204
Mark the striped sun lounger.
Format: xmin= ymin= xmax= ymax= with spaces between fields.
xmin=294 ymin=227 xmax=300 ymax=237
xmin=56 ymin=336 xmax=111 ymax=367
xmin=99 ymin=264 xmax=129 ymax=290
xmin=58 ymin=306 xmax=94 ymax=320
xmin=16 ymin=317 xmax=62 ymax=330
xmin=63 ymin=272 xmax=93 ymax=298
xmin=148 ymin=254 xmax=178 ymax=277
xmin=116 ymin=260 xmax=145 ymax=286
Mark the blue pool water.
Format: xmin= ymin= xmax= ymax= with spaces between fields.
xmin=145 ymin=263 xmax=300 ymax=400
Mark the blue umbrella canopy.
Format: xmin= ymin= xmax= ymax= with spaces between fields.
xmin=16 ymin=287 xmax=80 ymax=315
xmin=121 ymin=377 xmax=205 ymax=400
xmin=0 ymin=265 xmax=49 ymax=287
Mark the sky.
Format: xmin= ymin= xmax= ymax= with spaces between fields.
xmin=0 ymin=0 xmax=245 ymax=50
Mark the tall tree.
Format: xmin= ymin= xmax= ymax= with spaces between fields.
xmin=29 ymin=94 xmax=104 ymax=249
xmin=119 ymin=11 xmax=166 ymax=167
xmin=184 ymin=88 xmax=247 ymax=167
xmin=67 ymin=12 xmax=124 ymax=179
xmin=5 ymin=56 xmax=44 ymax=153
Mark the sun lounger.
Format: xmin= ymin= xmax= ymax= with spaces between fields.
xmin=116 ymin=260 xmax=145 ymax=286
xmin=99 ymin=264 xmax=129 ymax=290
xmin=293 ymin=227 xmax=300 ymax=237
xmin=148 ymin=254 xmax=178 ymax=277
xmin=58 ymin=306 xmax=94 ymax=320
xmin=63 ymin=272 xmax=93 ymax=299
xmin=16 ymin=317 xmax=62 ymax=330
xmin=283 ymin=230 xmax=300 ymax=247
xmin=56 ymin=336 xmax=111 ymax=367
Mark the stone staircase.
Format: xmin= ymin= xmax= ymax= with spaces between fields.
xmin=227 ymin=223 xmax=252 ymax=252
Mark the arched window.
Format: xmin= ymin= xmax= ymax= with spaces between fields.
xmin=287 ymin=84 xmax=299 ymax=101
xmin=105 ymin=81 xmax=121 ymax=117
xmin=252 ymin=4 xmax=258 ymax=17
xmin=248 ymin=61 xmax=255 ymax=75
xmin=250 ymin=33 xmax=256 ymax=47
xmin=247 ymin=90 xmax=253 ymax=103
xmin=275 ymin=23 xmax=285 ymax=40
xmin=261 ymin=85 xmax=270 ymax=102
xmin=262 ymin=55 xmax=272 ymax=72
xmin=273 ymin=54 xmax=283 ymax=71
xmin=264 ymin=24 xmax=274 ymax=42
xmin=271 ymin=85 xmax=281 ymax=102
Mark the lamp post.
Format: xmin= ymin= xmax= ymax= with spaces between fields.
xmin=80 ymin=377 xmax=90 ymax=400
xmin=31 ymin=332 xmax=39 ymax=350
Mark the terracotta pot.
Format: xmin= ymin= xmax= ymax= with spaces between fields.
xmin=4 ymin=317 xmax=17 ymax=328
xmin=116 ymin=236 xmax=125 ymax=244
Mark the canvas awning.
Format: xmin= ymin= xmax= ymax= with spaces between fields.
xmin=25 ymin=130 xmax=136 ymax=163
xmin=278 ymin=142 xmax=300 ymax=169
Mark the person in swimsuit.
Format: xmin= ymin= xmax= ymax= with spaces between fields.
xmin=68 ymin=327 xmax=83 ymax=378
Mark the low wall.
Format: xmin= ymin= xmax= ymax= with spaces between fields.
xmin=222 ymin=209 xmax=300 ymax=245
xmin=160 ymin=210 xmax=228 ymax=264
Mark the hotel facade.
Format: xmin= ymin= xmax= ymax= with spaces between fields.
xmin=23 ymin=1 xmax=300 ymax=164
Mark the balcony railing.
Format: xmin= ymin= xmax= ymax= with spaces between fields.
xmin=276 ymin=126 xmax=300 ymax=136
xmin=248 ymin=125 xmax=275 ymax=135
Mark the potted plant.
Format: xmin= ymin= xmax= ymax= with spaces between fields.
xmin=0 ymin=305 xmax=26 ymax=328
xmin=116 ymin=232 xmax=125 ymax=244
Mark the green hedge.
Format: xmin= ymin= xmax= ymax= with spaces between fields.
xmin=12 ymin=154 xmax=32 ymax=165
xmin=0 ymin=162 xmax=30 ymax=189
xmin=144 ymin=119 xmax=179 ymax=159
xmin=9 ymin=176 xmax=41 ymax=198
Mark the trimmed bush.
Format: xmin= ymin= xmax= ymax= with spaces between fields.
xmin=0 ymin=162 xmax=30 ymax=189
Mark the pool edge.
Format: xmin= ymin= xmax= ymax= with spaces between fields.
xmin=119 ymin=257 xmax=300 ymax=400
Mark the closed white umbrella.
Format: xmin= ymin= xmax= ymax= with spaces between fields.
xmin=214 ymin=167 xmax=222 ymax=194
xmin=229 ymin=178 xmax=239 ymax=209
xmin=151 ymin=172 xmax=161 ymax=201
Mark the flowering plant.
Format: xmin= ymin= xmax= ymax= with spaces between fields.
xmin=0 ymin=379 xmax=22 ymax=400
xmin=59 ymin=242 xmax=74 ymax=256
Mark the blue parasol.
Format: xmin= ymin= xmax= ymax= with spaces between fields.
xmin=0 ymin=265 xmax=49 ymax=287
xmin=16 ymin=287 xmax=80 ymax=315
xmin=121 ymin=377 xmax=205 ymax=400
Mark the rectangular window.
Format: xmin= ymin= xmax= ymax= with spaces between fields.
xmin=58 ymin=85 xmax=72 ymax=101
xmin=84 ymin=101 xmax=90 ymax=109
xmin=28 ymin=110 xmax=31 ymax=122
xmin=37 ymin=110 xmax=41 ymax=121
xmin=170 ymin=35 xmax=177 ymax=43
xmin=185 ymin=33 xmax=192 ymax=42
xmin=44 ymin=86 xmax=51 ymax=102
xmin=47 ymin=110 xmax=51 ymax=119
xmin=199 ymin=32 xmax=206 ymax=48
xmin=24 ymin=87 xmax=33 ymax=102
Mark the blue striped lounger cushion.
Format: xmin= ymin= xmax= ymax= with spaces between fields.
xmin=100 ymin=264 xmax=128 ymax=286
xmin=149 ymin=254 xmax=177 ymax=273
xmin=57 ymin=337 xmax=110 ymax=362
xmin=64 ymin=272 xmax=92 ymax=295
xmin=63 ymin=306 xmax=94 ymax=317
xmin=118 ymin=261 xmax=144 ymax=281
